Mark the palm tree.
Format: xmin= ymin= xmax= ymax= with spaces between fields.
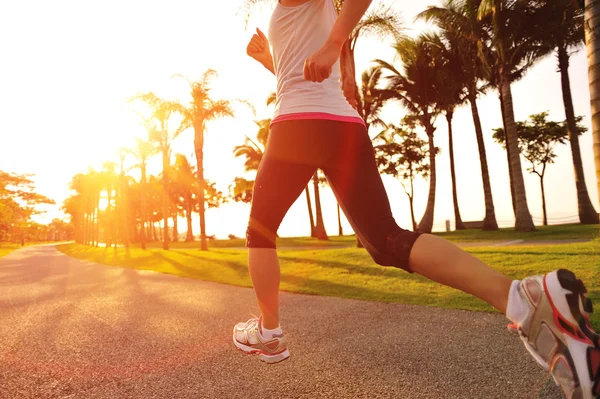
xmin=584 ymin=0 xmax=600 ymax=206
xmin=168 ymin=70 xmax=234 ymax=251
xmin=100 ymin=161 xmax=118 ymax=247
xmin=233 ymin=121 xmax=267 ymax=172
xmin=376 ymin=34 xmax=442 ymax=233
xmin=311 ymin=171 xmax=329 ymax=240
xmin=426 ymin=33 xmax=469 ymax=230
xmin=170 ymin=154 xmax=197 ymax=242
xmin=131 ymin=93 xmax=187 ymax=250
xmin=532 ymin=0 xmax=598 ymax=223
xmin=418 ymin=1 xmax=500 ymax=230
xmin=477 ymin=0 xmax=548 ymax=231
xmin=358 ymin=67 xmax=388 ymax=135
xmin=117 ymin=149 xmax=131 ymax=249
xmin=125 ymin=138 xmax=157 ymax=250
xmin=66 ymin=173 xmax=89 ymax=244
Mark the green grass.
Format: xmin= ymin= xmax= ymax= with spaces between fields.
xmin=148 ymin=223 xmax=598 ymax=250
xmin=435 ymin=223 xmax=599 ymax=243
xmin=0 ymin=242 xmax=50 ymax=258
xmin=58 ymin=240 xmax=600 ymax=329
xmin=148 ymin=235 xmax=352 ymax=249
xmin=0 ymin=244 xmax=20 ymax=258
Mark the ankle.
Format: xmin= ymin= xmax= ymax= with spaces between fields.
xmin=261 ymin=317 xmax=280 ymax=330
xmin=260 ymin=320 xmax=283 ymax=339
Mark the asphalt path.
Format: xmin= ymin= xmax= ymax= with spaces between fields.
xmin=0 ymin=245 xmax=563 ymax=398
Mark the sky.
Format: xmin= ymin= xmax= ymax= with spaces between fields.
xmin=0 ymin=0 xmax=597 ymax=238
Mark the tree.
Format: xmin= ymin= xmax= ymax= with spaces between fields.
xmin=375 ymin=125 xmax=432 ymax=231
xmin=584 ymin=0 xmax=600 ymax=207
xmin=531 ymin=0 xmax=598 ymax=223
xmin=427 ymin=33 xmax=469 ymax=230
xmin=357 ymin=66 xmax=388 ymax=135
xmin=0 ymin=171 xmax=54 ymax=243
xmin=477 ymin=0 xmax=553 ymax=231
xmin=131 ymin=93 xmax=187 ymax=250
xmin=418 ymin=0 xmax=500 ymax=230
xmin=125 ymin=138 xmax=158 ymax=249
xmin=311 ymin=170 xmax=328 ymax=240
xmin=169 ymin=154 xmax=197 ymax=242
xmin=168 ymin=70 xmax=235 ymax=251
xmin=376 ymin=34 xmax=443 ymax=233
xmin=100 ymin=161 xmax=119 ymax=248
xmin=230 ymin=177 xmax=255 ymax=204
xmin=117 ymin=149 xmax=131 ymax=249
xmin=493 ymin=113 xmax=582 ymax=225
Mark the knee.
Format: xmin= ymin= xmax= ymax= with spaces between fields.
xmin=362 ymin=229 xmax=422 ymax=272
xmin=246 ymin=219 xmax=277 ymax=249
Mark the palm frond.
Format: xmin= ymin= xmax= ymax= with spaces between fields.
xmin=238 ymin=0 xmax=275 ymax=29
xmin=351 ymin=4 xmax=404 ymax=49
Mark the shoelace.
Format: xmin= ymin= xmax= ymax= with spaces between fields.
xmin=244 ymin=317 xmax=260 ymax=329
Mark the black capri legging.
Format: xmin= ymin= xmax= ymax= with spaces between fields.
xmin=246 ymin=119 xmax=422 ymax=272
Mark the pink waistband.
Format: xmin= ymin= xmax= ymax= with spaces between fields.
xmin=271 ymin=112 xmax=366 ymax=127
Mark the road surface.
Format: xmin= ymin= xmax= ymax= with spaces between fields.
xmin=0 ymin=245 xmax=563 ymax=398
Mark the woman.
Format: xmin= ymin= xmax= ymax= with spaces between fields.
xmin=232 ymin=0 xmax=599 ymax=397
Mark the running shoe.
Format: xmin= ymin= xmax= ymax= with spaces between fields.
xmin=233 ymin=316 xmax=289 ymax=364
xmin=515 ymin=269 xmax=599 ymax=398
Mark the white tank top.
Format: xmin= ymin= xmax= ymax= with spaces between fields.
xmin=268 ymin=0 xmax=364 ymax=125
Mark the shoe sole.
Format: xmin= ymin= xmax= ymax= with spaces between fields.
xmin=232 ymin=336 xmax=290 ymax=364
xmin=526 ymin=269 xmax=600 ymax=399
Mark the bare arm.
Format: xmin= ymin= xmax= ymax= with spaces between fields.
xmin=304 ymin=0 xmax=373 ymax=82
xmin=326 ymin=0 xmax=374 ymax=49
xmin=247 ymin=28 xmax=275 ymax=75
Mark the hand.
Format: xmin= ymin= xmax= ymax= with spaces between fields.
xmin=303 ymin=41 xmax=342 ymax=83
xmin=246 ymin=28 xmax=271 ymax=65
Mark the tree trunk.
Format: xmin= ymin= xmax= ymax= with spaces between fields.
xmin=499 ymin=76 xmax=535 ymax=231
xmin=172 ymin=211 xmax=178 ymax=242
xmin=305 ymin=186 xmax=315 ymax=237
xmin=540 ymin=175 xmax=548 ymax=226
xmin=185 ymin=205 xmax=194 ymax=242
xmin=468 ymin=91 xmax=499 ymax=230
xmin=584 ymin=0 xmax=600 ymax=211
xmin=557 ymin=46 xmax=599 ymax=224
xmin=152 ymin=221 xmax=157 ymax=242
xmin=499 ymin=90 xmax=517 ymax=216
xmin=140 ymin=166 xmax=147 ymax=250
xmin=119 ymin=174 xmax=130 ymax=250
xmin=95 ymin=198 xmax=100 ymax=247
xmin=162 ymin=149 xmax=169 ymax=250
xmin=312 ymin=171 xmax=328 ymax=240
xmin=446 ymin=111 xmax=465 ymax=230
xmin=82 ymin=208 xmax=87 ymax=245
xmin=194 ymin=127 xmax=208 ymax=251
xmin=408 ymin=194 xmax=417 ymax=232
xmin=337 ymin=203 xmax=343 ymax=236
xmin=418 ymin=127 xmax=437 ymax=233
xmin=107 ymin=184 xmax=112 ymax=248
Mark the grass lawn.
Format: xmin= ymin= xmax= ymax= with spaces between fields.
xmin=0 ymin=242 xmax=50 ymax=258
xmin=0 ymin=244 xmax=20 ymax=258
xmin=149 ymin=223 xmax=599 ymax=250
xmin=58 ymin=239 xmax=600 ymax=329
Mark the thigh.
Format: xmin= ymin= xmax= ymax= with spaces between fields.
xmin=246 ymin=131 xmax=316 ymax=248
xmin=323 ymin=124 xmax=420 ymax=270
